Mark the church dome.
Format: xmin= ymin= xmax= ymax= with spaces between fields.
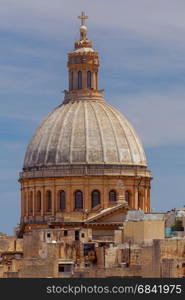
xmin=23 ymin=99 xmax=147 ymax=171
xmin=19 ymin=12 xmax=152 ymax=231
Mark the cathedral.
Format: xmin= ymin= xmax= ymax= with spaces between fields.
xmin=19 ymin=12 xmax=152 ymax=236
xmin=5 ymin=12 xmax=185 ymax=278
xmin=2 ymin=13 xmax=184 ymax=279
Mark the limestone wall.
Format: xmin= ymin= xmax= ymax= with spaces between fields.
xmin=124 ymin=220 xmax=164 ymax=243
xmin=0 ymin=236 xmax=23 ymax=253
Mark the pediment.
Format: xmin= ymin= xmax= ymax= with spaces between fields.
xmin=85 ymin=203 xmax=128 ymax=224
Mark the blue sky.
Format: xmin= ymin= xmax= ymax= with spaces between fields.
xmin=0 ymin=0 xmax=185 ymax=234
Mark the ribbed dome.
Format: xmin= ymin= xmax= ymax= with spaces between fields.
xmin=23 ymin=100 xmax=147 ymax=170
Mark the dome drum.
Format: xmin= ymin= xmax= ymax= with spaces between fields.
xmin=20 ymin=165 xmax=151 ymax=180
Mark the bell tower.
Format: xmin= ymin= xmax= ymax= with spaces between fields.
xmin=64 ymin=12 xmax=103 ymax=104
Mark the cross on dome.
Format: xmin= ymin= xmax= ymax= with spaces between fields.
xmin=78 ymin=11 xmax=88 ymax=26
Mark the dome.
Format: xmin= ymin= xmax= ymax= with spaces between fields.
xmin=23 ymin=99 xmax=147 ymax=171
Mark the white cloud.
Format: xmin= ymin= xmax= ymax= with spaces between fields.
xmin=1 ymin=0 xmax=185 ymax=44
xmin=0 ymin=1 xmax=185 ymax=149
xmin=1 ymin=0 xmax=185 ymax=234
xmin=111 ymin=90 xmax=185 ymax=147
xmin=0 ymin=64 xmax=62 ymax=93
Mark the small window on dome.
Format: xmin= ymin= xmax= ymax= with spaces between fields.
xmin=91 ymin=190 xmax=100 ymax=208
xmin=59 ymin=190 xmax=66 ymax=211
xmin=74 ymin=190 xmax=83 ymax=210
xmin=36 ymin=191 xmax=41 ymax=212
xmin=109 ymin=190 xmax=117 ymax=202
xmin=28 ymin=191 xmax=33 ymax=215
xmin=125 ymin=190 xmax=131 ymax=207
xmin=78 ymin=71 xmax=82 ymax=89
xmin=46 ymin=190 xmax=52 ymax=212
xmin=138 ymin=191 xmax=142 ymax=209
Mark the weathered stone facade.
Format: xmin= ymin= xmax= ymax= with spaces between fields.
xmin=0 ymin=214 xmax=185 ymax=278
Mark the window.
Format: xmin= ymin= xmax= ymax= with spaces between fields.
xmin=47 ymin=232 xmax=51 ymax=238
xmin=74 ymin=190 xmax=83 ymax=210
xmin=64 ymin=230 xmax=68 ymax=237
xmin=95 ymin=72 xmax=98 ymax=89
xmin=87 ymin=71 xmax=91 ymax=88
xmin=59 ymin=190 xmax=66 ymax=211
xmin=125 ymin=191 xmax=131 ymax=206
xmin=138 ymin=191 xmax=142 ymax=209
xmin=36 ymin=191 xmax=41 ymax=212
xmin=46 ymin=190 xmax=52 ymax=212
xmin=28 ymin=191 xmax=33 ymax=215
xmin=58 ymin=264 xmax=72 ymax=273
xmin=81 ymin=233 xmax=85 ymax=238
xmin=109 ymin=190 xmax=117 ymax=202
xmin=91 ymin=190 xmax=100 ymax=208
xmin=78 ymin=71 xmax=82 ymax=89
xmin=75 ymin=230 xmax=79 ymax=241
xmin=84 ymin=244 xmax=95 ymax=256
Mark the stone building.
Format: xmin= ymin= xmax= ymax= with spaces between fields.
xmin=19 ymin=12 xmax=151 ymax=236
xmin=0 ymin=13 xmax=184 ymax=278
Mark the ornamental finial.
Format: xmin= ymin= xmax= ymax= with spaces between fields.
xmin=78 ymin=11 xmax=88 ymax=40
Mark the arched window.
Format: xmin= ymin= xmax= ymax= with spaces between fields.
xmin=78 ymin=71 xmax=82 ymax=89
xmin=46 ymin=190 xmax=52 ymax=212
xmin=74 ymin=190 xmax=83 ymax=210
xmin=109 ymin=190 xmax=117 ymax=202
xmin=91 ymin=190 xmax=100 ymax=208
xmin=36 ymin=191 xmax=41 ymax=212
xmin=138 ymin=191 xmax=142 ymax=209
xmin=71 ymin=72 xmax=74 ymax=90
xmin=28 ymin=191 xmax=33 ymax=215
xmin=87 ymin=71 xmax=91 ymax=88
xmin=125 ymin=191 xmax=131 ymax=206
xmin=59 ymin=190 xmax=66 ymax=211
xmin=95 ymin=72 xmax=98 ymax=89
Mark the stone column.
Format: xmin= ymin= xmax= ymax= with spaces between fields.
xmin=116 ymin=180 xmax=126 ymax=204
xmin=74 ymin=72 xmax=78 ymax=90
xmin=66 ymin=182 xmax=71 ymax=212
xmin=144 ymin=188 xmax=148 ymax=213
xmin=55 ymin=186 xmax=58 ymax=213
xmin=103 ymin=179 xmax=107 ymax=209
xmin=130 ymin=186 xmax=135 ymax=209
xmin=69 ymin=71 xmax=71 ymax=90
xmin=96 ymin=72 xmax=98 ymax=90
xmin=134 ymin=185 xmax=138 ymax=209
xmin=25 ymin=189 xmax=28 ymax=217
xmin=33 ymin=187 xmax=36 ymax=218
xmin=21 ymin=188 xmax=24 ymax=218
xmin=84 ymin=180 xmax=89 ymax=211
xmin=82 ymin=70 xmax=87 ymax=89
xmin=52 ymin=186 xmax=55 ymax=216
xmin=147 ymin=187 xmax=151 ymax=213
xmin=92 ymin=72 xmax=96 ymax=90
xmin=42 ymin=186 xmax=45 ymax=217
xmin=30 ymin=189 xmax=33 ymax=217
xmin=70 ymin=183 xmax=74 ymax=211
